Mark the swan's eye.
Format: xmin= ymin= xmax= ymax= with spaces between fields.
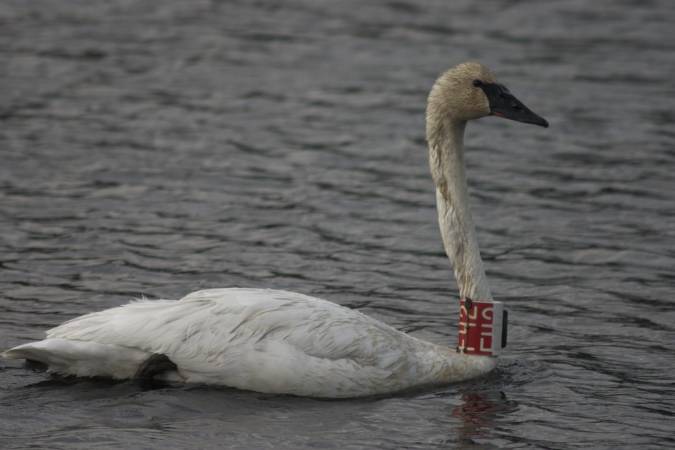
xmin=472 ymin=79 xmax=483 ymax=87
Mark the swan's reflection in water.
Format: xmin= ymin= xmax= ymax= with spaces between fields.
xmin=451 ymin=387 xmax=518 ymax=447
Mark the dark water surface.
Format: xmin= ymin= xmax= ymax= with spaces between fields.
xmin=1 ymin=0 xmax=674 ymax=448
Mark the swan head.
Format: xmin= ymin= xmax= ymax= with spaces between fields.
xmin=427 ymin=62 xmax=548 ymax=128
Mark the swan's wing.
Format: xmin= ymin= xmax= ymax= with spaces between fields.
xmin=47 ymin=288 xmax=416 ymax=365
xmin=170 ymin=289 xmax=438 ymax=396
xmin=42 ymin=288 xmax=439 ymax=396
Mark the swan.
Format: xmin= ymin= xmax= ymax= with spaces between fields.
xmin=2 ymin=62 xmax=548 ymax=398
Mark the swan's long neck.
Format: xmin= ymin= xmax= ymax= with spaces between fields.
xmin=427 ymin=119 xmax=492 ymax=300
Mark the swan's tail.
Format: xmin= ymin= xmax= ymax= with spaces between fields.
xmin=3 ymin=339 xmax=151 ymax=379
xmin=3 ymin=341 xmax=51 ymax=361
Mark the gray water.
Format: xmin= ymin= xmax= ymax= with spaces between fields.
xmin=1 ymin=0 xmax=674 ymax=448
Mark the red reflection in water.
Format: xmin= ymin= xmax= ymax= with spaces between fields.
xmin=452 ymin=392 xmax=500 ymax=437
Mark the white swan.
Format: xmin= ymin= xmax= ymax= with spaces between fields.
xmin=3 ymin=62 xmax=547 ymax=398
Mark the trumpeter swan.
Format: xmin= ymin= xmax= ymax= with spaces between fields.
xmin=3 ymin=62 xmax=547 ymax=398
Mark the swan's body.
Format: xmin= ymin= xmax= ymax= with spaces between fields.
xmin=6 ymin=289 xmax=494 ymax=397
xmin=3 ymin=62 xmax=547 ymax=398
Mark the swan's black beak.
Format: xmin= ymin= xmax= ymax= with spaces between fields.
xmin=477 ymin=82 xmax=549 ymax=128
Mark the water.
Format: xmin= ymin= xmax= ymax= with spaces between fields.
xmin=1 ymin=0 xmax=674 ymax=448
